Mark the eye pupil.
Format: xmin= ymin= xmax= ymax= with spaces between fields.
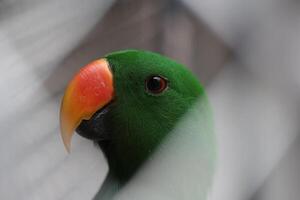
xmin=146 ymin=75 xmax=168 ymax=94
xmin=148 ymin=77 xmax=161 ymax=91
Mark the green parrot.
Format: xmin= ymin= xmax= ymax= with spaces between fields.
xmin=60 ymin=50 xmax=216 ymax=199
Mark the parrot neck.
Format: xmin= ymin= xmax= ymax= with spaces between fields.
xmin=98 ymin=140 xmax=145 ymax=183
xmin=93 ymin=171 xmax=121 ymax=200
xmin=96 ymin=98 xmax=216 ymax=199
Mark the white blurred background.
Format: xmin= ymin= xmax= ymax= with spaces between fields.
xmin=0 ymin=0 xmax=300 ymax=199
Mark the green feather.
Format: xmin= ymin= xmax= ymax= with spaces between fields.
xmin=95 ymin=49 xmax=215 ymax=199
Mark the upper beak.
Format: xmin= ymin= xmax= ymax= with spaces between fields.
xmin=60 ymin=59 xmax=114 ymax=153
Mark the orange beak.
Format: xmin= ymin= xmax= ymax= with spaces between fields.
xmin=60 ymin=59 xmax=114 ymax=153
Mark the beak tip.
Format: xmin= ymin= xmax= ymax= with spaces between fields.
xmin=61 ymin=132 xmax=72 ymax=154
xmin=60 ymin=124 xmax=73 ymax=154
xmin=64 ymin=142 xmax=71 ymax=154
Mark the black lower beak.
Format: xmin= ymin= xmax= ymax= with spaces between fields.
xmin=76 ymin=103 xmax=112 ymax=141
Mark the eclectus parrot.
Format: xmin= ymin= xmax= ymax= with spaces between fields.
xmin=60 ymin=50 xmax=216 ymax=200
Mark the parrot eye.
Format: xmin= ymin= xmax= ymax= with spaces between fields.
xmin=145 ymin=75 xmax=168 ymax=94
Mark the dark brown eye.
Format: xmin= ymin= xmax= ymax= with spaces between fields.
xmin=145 ymin=75 xmax=168 ymax=94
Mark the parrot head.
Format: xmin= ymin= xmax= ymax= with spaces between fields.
xmin=60 ymin=50 xmax=209 ymax=182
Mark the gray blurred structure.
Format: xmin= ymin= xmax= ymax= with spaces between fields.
xmin=1 ymin=0 xmax=300 ymax=200
xmin=45 ymin=0 xmax=229 ymax=94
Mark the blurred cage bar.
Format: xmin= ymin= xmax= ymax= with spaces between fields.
xmin=48 ymin=0 xmax=230 ymax=91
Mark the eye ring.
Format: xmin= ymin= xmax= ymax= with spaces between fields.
xmin=145 ymin=75 xmax=168 ymax=94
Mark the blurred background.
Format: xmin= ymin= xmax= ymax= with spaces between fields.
xmin=0 ymin=0 xmax=300 ymax=199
